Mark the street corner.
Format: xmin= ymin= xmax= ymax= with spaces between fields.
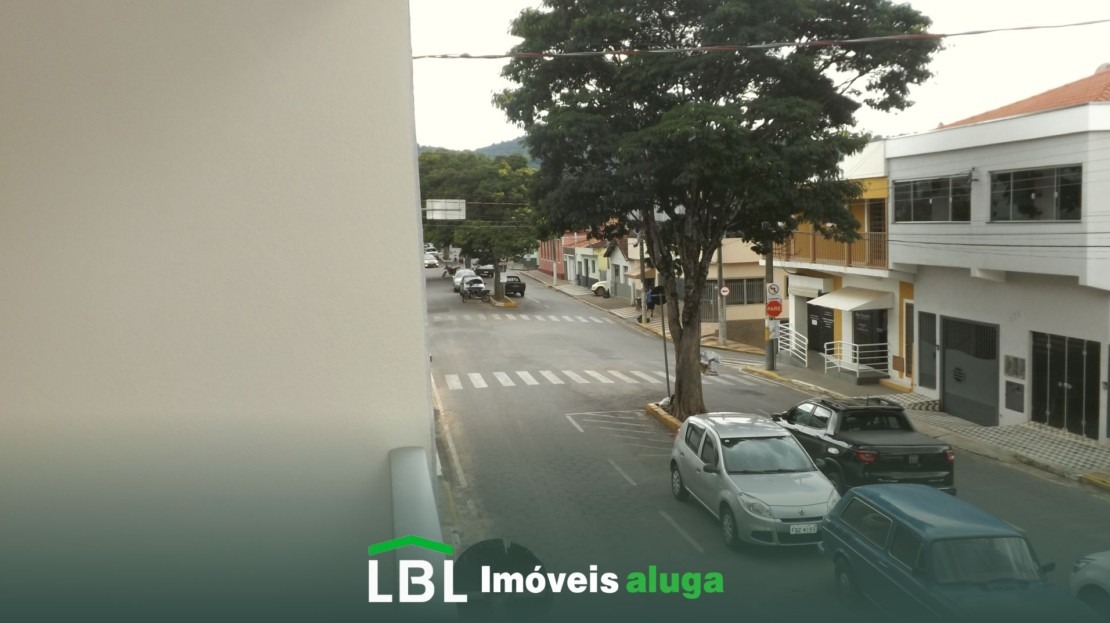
xmin=645 ymin=402 xmax=681 ymax=433
xmin=1079 ymin=470 xmax=1110 ymax=492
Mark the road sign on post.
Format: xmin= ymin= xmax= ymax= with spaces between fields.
xmin=719 ymin=286 xmax=730 ymax=297
xmin=766 ymin=300 xmax=783 ymax=318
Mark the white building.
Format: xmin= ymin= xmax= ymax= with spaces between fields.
xmin=885 ymin=65 xmax=1110 ymax=442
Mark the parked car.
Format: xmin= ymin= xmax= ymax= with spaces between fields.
xmin=423 ymin=253 xmax=439 ymax=268
xmin=452 ymin=268 xmax=476 ymax=292
xmin=1072 ymin=551 xmax=1110 ymax=617
xmin=590 ymin=282 xmax=610 ymax=298
xmin=504 ymin=275 xmax=526 ymax=297
xmin=821 ymin=484 xmax=1097 ymax=620
xmin=773 ymin=397 xmax=955 ymax=494
xmin=670 ymin=413 xmax=840 ymax=549
xmin=475 ymin=264 xmax=495 ymax=278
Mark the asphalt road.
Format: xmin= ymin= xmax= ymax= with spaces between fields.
xmin=424 ymin=268 xmax=1110 ymax=620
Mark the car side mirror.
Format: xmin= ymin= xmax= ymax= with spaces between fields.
xmin=702 ymin=462 xmax=718 ymax=474
xmin=1041 ymin=562 xmax=1056 ymax=574
xmin=771 ymin=413 xmax=782 ymax=422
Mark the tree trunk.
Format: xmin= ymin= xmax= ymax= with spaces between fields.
xmin=669 ymin=310 xmax=706 ymax=421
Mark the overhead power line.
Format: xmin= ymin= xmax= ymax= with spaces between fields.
xmin=413 ymin=18 xmax=1110 ymax=60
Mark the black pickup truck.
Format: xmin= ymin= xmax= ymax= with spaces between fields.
xmin=504 ymin=275 xmax=526 ymax=297
xmin=773 ymin=397 xmax=955 ymax=494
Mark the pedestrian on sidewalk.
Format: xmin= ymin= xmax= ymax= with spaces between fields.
xmin=646 ymin=291 xmax=655 ymax=320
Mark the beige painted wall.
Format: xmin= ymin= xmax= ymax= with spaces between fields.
xmin=0 ymin=1 xmax=430 ymax=618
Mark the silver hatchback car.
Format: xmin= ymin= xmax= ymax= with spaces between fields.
xmin=670 ymin=413 xmax=841 ymax=548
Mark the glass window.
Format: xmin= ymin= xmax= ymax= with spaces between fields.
xmin=840 ymin=499 xmax=892 ymax=547
xmin=720 ymin=436 xmax=815 ymax=474
xmin=788 ymin=403 xmax=816 ymax=426
xmin=892 ymin=176 xmax=971 ymax=222
xmin=811 ymin=406 xmax=832 ymax=430
xmin=990 ymin=165 xmax=1081 ymax=221
xmin=889 ymin=526 xmax=923 ymax=570
xmin=699 ymin=435 xmax=719 ymax=466
xmin=930 ymin=537 xmax=1041 ymax=584
xmin=684 ymin=424 xmax=704 ymax=453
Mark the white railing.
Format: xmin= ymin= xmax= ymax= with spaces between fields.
xmin=823 ymin=341 xmax=889 ymax=379
xmin=777 ymin=321 xmax=808 ymax=367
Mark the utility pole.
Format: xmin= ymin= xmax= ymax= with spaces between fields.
xmin=764 ymin=242 xmax=777 ymax=372
xmin=638 ymin=226 xmax=647 ymax=324
xmin=717 ymin=237 xmax=727 ymax=345
xmin=551 ymin=238 xmax=557 ymax=287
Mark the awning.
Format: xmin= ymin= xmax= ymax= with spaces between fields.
xmin=807 ymin=287 xmax=892 ymax=311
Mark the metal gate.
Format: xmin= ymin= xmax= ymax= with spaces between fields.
xmin=941 ymin=318 xmax=999 ymax=426
xmin=918 ymin=311 xmax=937 ymax=389
xmin=1031 ymin=332 xmax=1101 ymax=440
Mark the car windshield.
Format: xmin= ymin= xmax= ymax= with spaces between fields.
xmin=930 ymin=537 xmax=1042 ymax=585
xmin=721 ymin=436 xmax=815 ymax=474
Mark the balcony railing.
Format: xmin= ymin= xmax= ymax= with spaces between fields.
xmin=774 ymin=231 xmax=888 ymax=269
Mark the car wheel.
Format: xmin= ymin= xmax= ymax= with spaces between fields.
xmin=670 ymin=465 xmax=688 ymax=501
xmin=834 ymin=558 xmax=860 ymax=607
xmin=827 ymin=471 xmax=846 ymax=495
xmin=1078 ymin=586 xmax=1110 ymax=618
xmin=721 ymin=506 xmax=741 ymax=550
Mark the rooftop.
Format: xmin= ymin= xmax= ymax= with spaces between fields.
xmin=942 ymin=64 xmax=1110 ymax=129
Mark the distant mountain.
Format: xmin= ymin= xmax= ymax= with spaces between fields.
xmin=418 ymin=137 xmax=536 ymax=167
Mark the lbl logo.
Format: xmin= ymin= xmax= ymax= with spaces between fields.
xmin=368 ymin=535 xmax=467 ymax=603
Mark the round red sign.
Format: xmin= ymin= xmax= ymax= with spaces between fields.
xmin=766 ymin=300 xmax=783 ymax=318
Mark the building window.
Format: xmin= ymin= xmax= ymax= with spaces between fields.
xmin=720 ymin=278 xmax=765 ymax=305
xmin=990 ymin=165 xmax=1081 ymax=221
xmin=892 ymin=175 xmax=971 ymax=222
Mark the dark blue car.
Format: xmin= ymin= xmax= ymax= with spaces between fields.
xmin=820 ymin=484 xmax=1098 ymax=621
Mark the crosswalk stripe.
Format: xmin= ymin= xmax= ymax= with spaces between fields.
xmin=654 ymin=371 xmax=676 ymax=382
xmin=492 ymin=314 xmax=502 ymax=320
xmin=516 ymin=371 xmax=539 ymax=385
xmin=536 ymin=316 xmax=546 ymax=321
xmin=494 ymin=372 xmax=515 ymax=387
xmin=506 ymin=315 xmax=517 ymax=321
xmin=703 ymin=375 xmax=731 ymax=385
xmin=576 ymin=316 xmax=589 ymax=322
xmin=540 ymin=370 xmax=564 ymax=384
xmin=446 ymin=375 xmax=463 ymax=390
xmin=462 ymin=315 xmax=473 ymax=321
xmin=468 ymin=373 xmax=488 ymax=388
xmin=585 ymin=370 xmax=614 ymax=384
xmin=631 ymin=371 xmax=663 ymax=384
xmin=563 ymin=370 xmax=589 ymax=384
xmin=562 ymin=315 xmax=575 ymax=322
xmin=520 ymin=314 xmax=531 ymax=320
xmin=608 ymin=371 xmax=638 ymax=384
xmin=603 ymin=318 xmax=614 ymax=323
xmin=549 ymin=315 xmax=561 ymax=321
xmin=590 ymin=317 xmax=604 ymax=323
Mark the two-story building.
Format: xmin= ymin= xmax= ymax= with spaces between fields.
xmin=886 ymin=65 xmax=1110 ymax=442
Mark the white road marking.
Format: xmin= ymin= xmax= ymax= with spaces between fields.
xmin=631 ymin=371 xmax=663 ymax=384
xmin=590 ymin=317 xmax=604 ymax=323
xmin=597 ymin=426 xmax=654 ymax=435
xmin=540 ymin=370 xmax=565 ymax=384
xmin=654 ymin=371 xmax=676 ymax=382
xmin=462 ymin=315 xmax=473 ymax=321
xmin=703 ymin=375 xmax=731 ymax=385
xmin=506 ymin=315 xmax=517 ymax=321
xmin=608 ymin=370 xmax=638 ymax=384
xmin=603 ymin=318 xmax=614 ymax=323
xmin=516 ymin=371 xmax=539 ymax=385
xmin=576 ymin=316 xmax=589 ymax=322
xmin=535 ymin=316 xmax=546 ymax=321
xmin=445 ymin=375 xmax=463 ymax=391
xmin=566 ymin=415 xmax=584 ymax=433
xmin=562 ymin=315 xmax=575 ymax=322
xmin=659 ymin=510 xmax=704 ymax=554
xmin=585 ymin=370 xmax=614 ymax=384
xmin=548 ymin=315 xmax=561 ymax=321
xmin=468 ymin=373 xmax=487 ymax=389
xmin=492 ymin=314 xmax=502 ymax=320
xmin=608 ymin=459 xmax=637 ymax=486
xmin=494 ymin=372 xmax=515 ymax=387
xmin=562 ymin=370 xmax=589 ymax=384
xmin=520 ymin=314 xmax=531 ymax=320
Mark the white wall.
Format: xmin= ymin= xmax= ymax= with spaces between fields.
xmin=913 ymin=267 xmax=1109 ymax=430
xmin=0 ymin=1 xmax=431 ymax=618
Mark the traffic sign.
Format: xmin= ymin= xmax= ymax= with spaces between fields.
xmin=766 ymin=282 xmax=781 ymax=298
xmin=766 ymin=300 xmax=783 ymax=318
xmin=719 ymin=286 xmax=730 ymax=297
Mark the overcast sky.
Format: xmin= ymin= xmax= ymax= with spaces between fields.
xmin=409 ymin=1 xmax=1110 ymax=151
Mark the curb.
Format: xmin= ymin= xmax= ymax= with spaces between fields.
xmin=743 ymin=366 xmax=851 ymax=399
xmin=645 ymin=402 xmax=681 ymax=433
xmin=1079 ymin=471 xmax=1110 ymax=491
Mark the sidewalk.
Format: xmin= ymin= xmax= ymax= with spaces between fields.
xmin=520 ymin=269 xmax=1110 ymax=492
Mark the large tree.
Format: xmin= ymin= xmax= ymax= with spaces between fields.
xmin=420 ymin=150 xmax=538 ymax=297
xmin=497 ymin=0 xmax=939 ymax=420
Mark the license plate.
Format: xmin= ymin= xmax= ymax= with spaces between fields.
xmin=908 ymin=455 xmax=919 ymax=465
xmin=789 ymin=524 xmax=818 ymax=535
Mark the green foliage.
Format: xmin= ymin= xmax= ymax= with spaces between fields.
xmin=497 ymin=0 xmax=939 ymax=418
xmin=419 ymin=150 xmax=538 ymax=275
